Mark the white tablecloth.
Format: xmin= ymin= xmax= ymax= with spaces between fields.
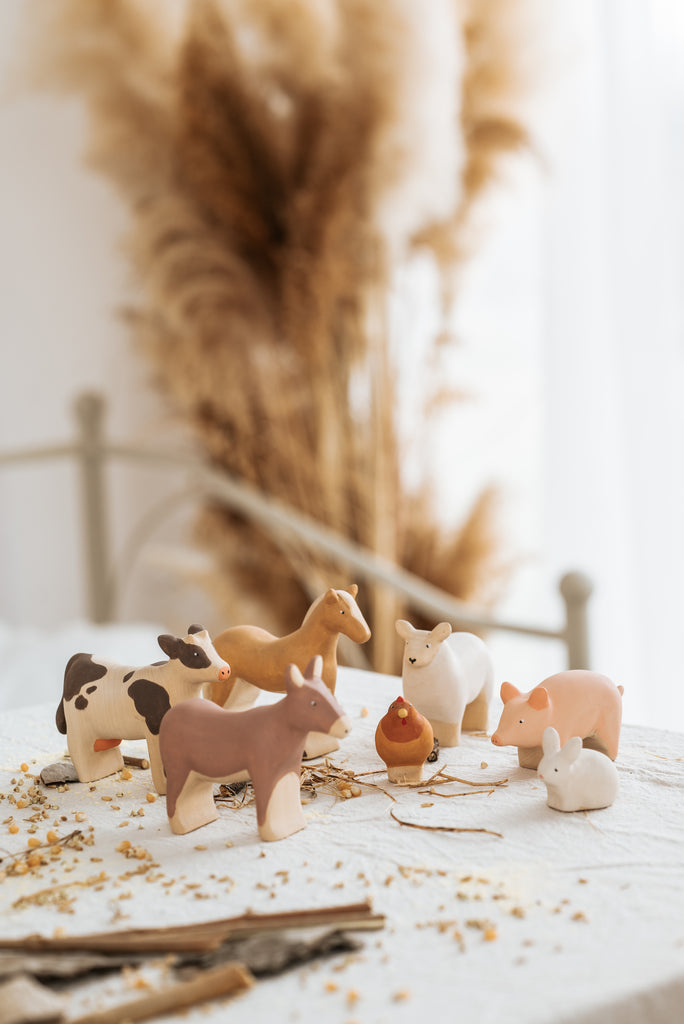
xmin=1 ymin=667 xmax=683 ymax=1024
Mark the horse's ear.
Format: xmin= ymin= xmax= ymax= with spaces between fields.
xmin=304 ymin=655 xmax=323 ymax=680
xmin=324 ymin=589 xmax=337 ymax=604
xmin=347 ymin=584 xmax=358 ymax=598
xmin=286 ymin=664 xmax=305 ymax=689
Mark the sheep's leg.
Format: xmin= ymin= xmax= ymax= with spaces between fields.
xmin=462 ymin=690 xmax=490 ymax=732
xmin=429 ymin=715 xmax=463 ymax=747
xmin=302 ymin=731 xmax=339 ymax=760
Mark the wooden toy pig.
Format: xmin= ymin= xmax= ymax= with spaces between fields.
xmin=395 ymin=619 xmax=494 ymax=746
xmin=537 ymin=726 xmax=619 ymax=812
xmin=55 ymin=625 xmax=230 ymax=793
xmin=491 ymin=670 xmax=624 ymax=769
xmin=375 ymin=696 xmax=434 ymax=784
xmin=160 ymin=656 xmax=351 ymax=840
xmin=210 ymin=585 xmax=371 ymax=759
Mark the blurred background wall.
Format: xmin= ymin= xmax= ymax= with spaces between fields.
xmin=1 ymin=0 xmax=683 ymax=730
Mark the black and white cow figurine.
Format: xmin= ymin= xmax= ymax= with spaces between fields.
xmin=55 ymin=625 xmax=230 ymax=793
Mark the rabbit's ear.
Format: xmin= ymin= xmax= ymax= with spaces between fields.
xmin=560 ymin=736 xmax=583 ymax=765
xmin=542 ymin=726 xmax=560 ymax=755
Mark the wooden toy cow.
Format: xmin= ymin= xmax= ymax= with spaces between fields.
xmin=55 ymin=625 xmax=230 ymax=793
xmin=160 ymin=656 xmax=351 ymax=841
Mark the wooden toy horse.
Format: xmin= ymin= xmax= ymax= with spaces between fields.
xmin=160 ymin=656 xmax=351 ymax=840
xmin=56 ymin=626 xmax=230 ymax=793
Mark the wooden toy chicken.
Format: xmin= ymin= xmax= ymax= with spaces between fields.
xmin=375 ymin=696 xmax=434 ymax=784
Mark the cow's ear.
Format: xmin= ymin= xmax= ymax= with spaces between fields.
xmin=500 ymin=681 xmax=520 ymax=704
xmin=187 ymin=624 xmax=206 ymax=635
xmin=529 ymin=686 xmax=550 ymax=711
xmin=158 ymin=634 xmax=180 ymax=659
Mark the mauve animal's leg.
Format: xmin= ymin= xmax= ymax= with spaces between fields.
xmin=257 ymin=771 xmax=306 ymax=842
xmin=168 ymin=770 xmax=218 ymax=835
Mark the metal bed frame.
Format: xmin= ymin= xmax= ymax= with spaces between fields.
xmin=0 ymin=392 xmax=593 ymax=669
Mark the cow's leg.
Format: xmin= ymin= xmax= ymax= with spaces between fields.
xmin=168 ymin=770 xmax=220 ymax=835
xmin=66 ymin=714 xmax=123 ymax=783
xmin=145 ymin=734 xmax=166 ymax=795
xmin=257 ymin=771 xmax=305 ymax=842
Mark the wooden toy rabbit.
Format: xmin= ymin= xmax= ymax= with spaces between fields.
xmin=160 ymin=656 xmax=351 ymax=840
xmin=396 ymin=619 xmax=493 ymax=746
xmin=537 ymin=726 xmax=619 ymax=812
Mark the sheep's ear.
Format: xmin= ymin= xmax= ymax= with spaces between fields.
xmin=395 ymin=619 xmax=414 ymax=640
xmin=500 ymin=681 xmax=520 ymax=704
xmin=430 ymin=622 xmax=452 ymax=645
xmin=286 ymin=664 xmax=305 ymax=689
xmin=529 ymin=686 xmax=550 ymax=711
xmin=158 ymin=634 xmax=180 ymax=659
xmin=560 ymin=736 xmax=583 ymax=765
xmin=304 ymin=655 xmax=323 ymax=680
xmin=542 ymin=726 xmax=560 ymax=755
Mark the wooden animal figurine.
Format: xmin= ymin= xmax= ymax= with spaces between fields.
xmin=210 ymin=585 xmax=370 ymax=759
xmin=491 ymin=670 xmax=624 ymax=769
xmin=55 ymin=625 xmax=230 ymax=793
xmin=537 ymin=727 xmax=619 ymax=812
xmin=395 ymin=619 xmax=494 ymax=746
xmin=375 ymin=696 xmax=434 ymax=784
xmin=160 ymin=656 xmax=351 ymax=840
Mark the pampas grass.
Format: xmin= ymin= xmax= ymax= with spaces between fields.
xmin=24 ymin=0 xmax=539 ymax=672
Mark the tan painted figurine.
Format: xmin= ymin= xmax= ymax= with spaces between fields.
xmin=375 ymin=696 xmax=434 ymax=784
xmin=55 ymin=626 xmax=230 ymax=793
xmin=210 ymin=585 xmax=370 ymax=758
xmin=160 ymin=656 xmax=351 ymax=840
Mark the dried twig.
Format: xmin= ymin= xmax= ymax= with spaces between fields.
xmin=389 ymin=808 xmax=502 ymax=838
xmin=418 ymin=788 xmax=496 ymax=798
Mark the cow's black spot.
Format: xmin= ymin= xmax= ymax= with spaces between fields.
xmin=75 ymin=695 xmax=88 ymax=711
xmin=188 ymin=624 xmax=205 ymax=635
xmin=127 ymin=679 xmax=171 ymax=735
xmin=176 ymin=638 xmax=211 ymax=670
xmin=86 ymin=685 xmax=97 ymax=694
xmin=62 ymin=653 xmax=108 ymax=704
xmin=123 ymin=671 xmax=134 ymax=682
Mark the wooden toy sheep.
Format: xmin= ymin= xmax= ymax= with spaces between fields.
xmin=491 ymin=670 xmax=624 ymax=769
xmin=395 ymin=619 xmax=494 ymax=746
xmin=537 ymin=727 xmax=619 ymax=812
xmin=159 ymin=656 xmax=351 ymax=840
xmin=55 ymin=625 xmax=230 ymax=793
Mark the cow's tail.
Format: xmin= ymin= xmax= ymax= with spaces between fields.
xmin=56 ymin=698 xmax=67 ymax=734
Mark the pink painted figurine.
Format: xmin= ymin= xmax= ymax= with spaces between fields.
xmin=491 ymin=670 xmax=624 ymax=769
xmin=160 ymin=656 xmax=351 ymax=840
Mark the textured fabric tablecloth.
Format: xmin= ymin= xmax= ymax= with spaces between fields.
xmin=1 ymin=667 xmax=683 ymax=1024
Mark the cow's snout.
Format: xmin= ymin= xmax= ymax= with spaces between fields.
xmin=491 ymin=733 xmax=502 ymax=746
xmin=330 ymin=715 xmax=352 ymax=739
xmin=218 ymin=665 xmax=231 ymax=681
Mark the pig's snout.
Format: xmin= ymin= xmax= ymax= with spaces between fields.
xmin=491 ymin=733 xmax=503 ymax=746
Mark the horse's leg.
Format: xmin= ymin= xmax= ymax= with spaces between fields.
xmin=219 ymin=678 xmax=261 ymax=711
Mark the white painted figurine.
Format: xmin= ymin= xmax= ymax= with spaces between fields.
xmin=537 ymin=726 xmax=619 ymax=812
xmin=55 ymin=625 xmax=230 ymax=793
xmin=395 ymin=619 xmax=494 ymax=746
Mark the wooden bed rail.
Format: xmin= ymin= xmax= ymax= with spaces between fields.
xmin=0 ymin=392 xmax=593 ymax=669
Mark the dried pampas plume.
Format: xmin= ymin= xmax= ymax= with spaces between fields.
xmin=24 ymin=0 xmax=539 ymax=671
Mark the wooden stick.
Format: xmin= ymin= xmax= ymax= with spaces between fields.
xmin=0 ymin=901 xmax=385 ymax=954
xmin=123 ymin=755 xmax=150 ymax=770
xmin=390 ymin=808 xmax=503 ymax=838
xmin=68 ymin=961 xmax=254 ymax=1024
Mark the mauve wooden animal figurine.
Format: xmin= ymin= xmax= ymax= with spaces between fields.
xmin=395 ymin=619 xmax=494 ymax=746
xmin=56 ymin=625 xmax=230 ymax=793
xmin=210 ymin=585 xmax=370 ymax=758
xmin=491 ymin=670 xmax=624 ymax=769
xmin=160 ymin=656 xmax=351 ymax=840
xmin=375 ymin=696 xmax=434 ymax=784
xmin=537 ymin=727 xmax=619 ymax=812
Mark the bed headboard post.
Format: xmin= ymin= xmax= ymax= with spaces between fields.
xmin=560 ymin=571 xmax=593 ymax=670
xmin=74 ymin=392 xmax=111 ymax=623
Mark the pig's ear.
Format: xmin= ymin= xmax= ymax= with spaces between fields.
xmin=529 ymin=686 xmax=550 ymax=711
xmin=542 ymin=726 xmax=560 ymax=755
xmin=395 ymin=619 xmax=414 ymax=640
xmin=560 ymin=736 xmax=583 ymax=765
xmin=500 ymin=681 xmax=520 ymax=704
xmin=430 ymin=622 xmax=452 ymax=645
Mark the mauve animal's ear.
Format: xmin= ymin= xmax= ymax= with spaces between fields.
xmin=158 ymin=634 xmax=180 ymax=659
xmin=500 ymin=681 xmax=520 ymax=704
xmin=395 ymin=619 xmax=414 ymax=640
xmin=561 ymin=736 xmax=583 ymax=765
xmin=347 ymin=584 xmax=358 ymax=598
xmin=304 ymin=655 xmax=323 ymax=680
xmin=430 ymin=622 xmax=452 ymax=644
xmin=286 ymin=664 xmax=305 ymax=689
xmin=542 ymin=726 xmax=560 ymax=756
xmin=187 ymin=624 xmax=206 ymax=635
xmin=529 ymin=686 xmax=550 ymax=711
